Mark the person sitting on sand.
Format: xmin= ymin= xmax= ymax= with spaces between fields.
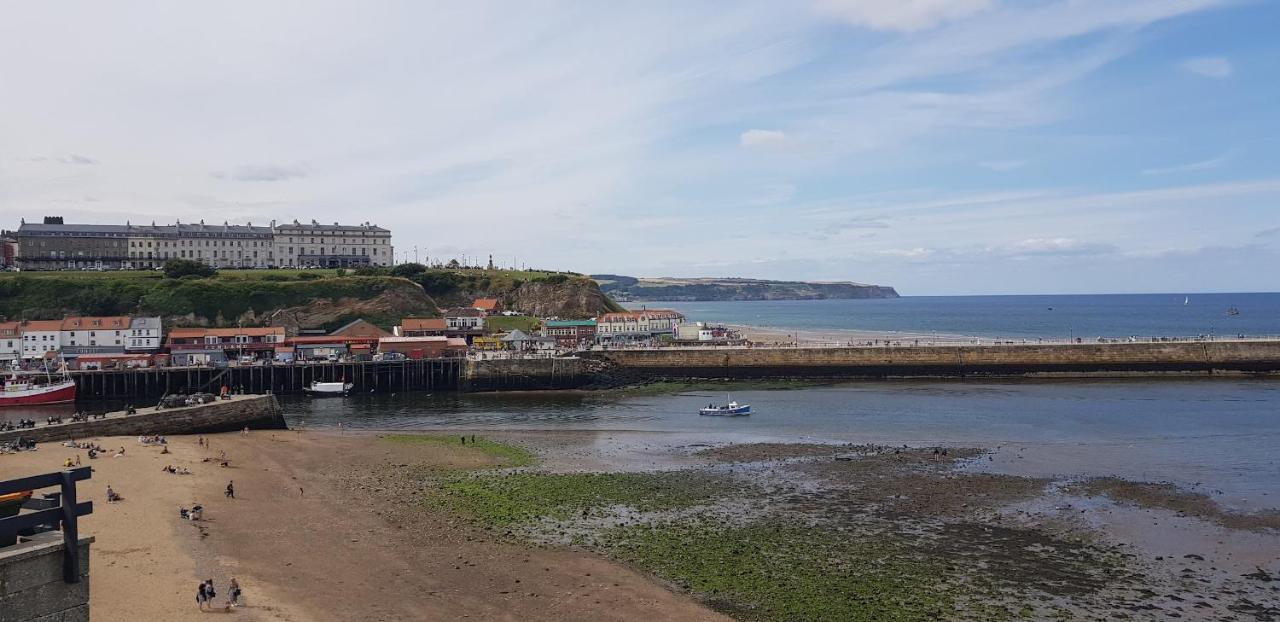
xmin=106 ymin=485 xmax=121 ymax=503
xmin=161 ymin=445 xmax=170 ymax=454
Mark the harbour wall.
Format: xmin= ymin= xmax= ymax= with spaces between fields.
xmin=0 ymin=533 xmax=92 ymax=622
xmin=461 ymin=357 xmax=592 ymax=392
xmin=0 ymin=394 xmax=286 ymax=444
xmin=585 ymin=341 xmax=1280 ymax=379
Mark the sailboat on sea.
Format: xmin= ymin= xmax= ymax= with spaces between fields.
xmin=1183 ymin=296 xmax=1190 ymax=306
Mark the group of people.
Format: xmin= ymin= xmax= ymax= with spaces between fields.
xmin=161 ymin=464 xmax=191 ymax=475
xmin=0 ymin=418 xmax=36 ymax=431
xmin=0 ymin=437 xmax=37 ymax=453
xmin=138 ymin=435 xmax=168 ymax=446
xmin=196 ymin=578 xmax=242 ymax=610
xmin=178 ymin=504 xmax=203 ymax=520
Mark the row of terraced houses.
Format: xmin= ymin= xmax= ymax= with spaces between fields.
xmin=8 ymin=216 xmax=393 ymax=270
xmin=1 ymin=306 xmax=707 ymax=369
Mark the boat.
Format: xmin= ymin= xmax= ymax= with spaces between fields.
xmin=699 ymin=399 xmax=751 ymax=416
xmin=1183 ymin=296 xmax=1190 ymax=306
xmin=0 ymin=373 xmax=77 ymax=407
xmin=1226 ymin=306 xmax=1240 ymax=316
xmin=304 ymin=380 xmax=353 ymax=397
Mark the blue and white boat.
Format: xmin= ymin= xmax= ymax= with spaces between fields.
xmin=699 ymin=399 xmax=751 ymax=416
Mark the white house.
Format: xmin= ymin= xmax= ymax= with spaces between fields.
xmin=60 ymin=316 xmax=130 ymax=350
xmin=0 ymin=322 xmax=20 ymax=366
xmin=127 ymin=316 xmax=163 ymax=352
xmin=445 ymin=307 xmax=485 ymax=332
xmin=19 ymin=320 xmax=63 ymax=361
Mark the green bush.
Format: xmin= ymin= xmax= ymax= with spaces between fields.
xmin=390 ymin=263 xmax=427 ymax=278
xmin=162 ymin=258 xmax=216 ymax=279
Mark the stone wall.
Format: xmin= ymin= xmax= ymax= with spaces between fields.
xmin=0 ymin=533 xmax=92 ymax=622
xmin=588 ymin=341 xmax=1280 ymax=379
xmin=462 ymin=357 xmax=591 ymax=391
xmin=0 ymin=394 xmax=286 ymax=445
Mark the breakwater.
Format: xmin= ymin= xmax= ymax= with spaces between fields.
xmin=586 ymin=340 xmax=1280 ymax=379
xmin=0 ymin=394 xmax=285 ymax=444
xmin=39 ymin=340 xmax=1280 ymax=403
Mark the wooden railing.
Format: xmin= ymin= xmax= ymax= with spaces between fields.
xmin=0 ymin=467 xmax=94 ymax=583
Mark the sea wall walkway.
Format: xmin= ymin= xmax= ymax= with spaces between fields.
xmin=0 ymin=394 xmax=286 ymax=444
xmin=585 ymin=339 xmax=1280 ymax=379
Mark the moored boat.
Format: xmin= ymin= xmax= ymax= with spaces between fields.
xmin=0 ymin=375 xmax=77 ymax=407
xmin=699 ymin=400 xmax=751 ymax=416
xmin=304 ymin=381 xmax=353 ymax=397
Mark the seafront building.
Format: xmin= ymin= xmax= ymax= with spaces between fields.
xmin=595 ymin=310 xmax=684 ymax=342
xmin=12 ymin=217 xmax=393 ymax=270
xmin=0 ymin=322 xmax=19 ymax=364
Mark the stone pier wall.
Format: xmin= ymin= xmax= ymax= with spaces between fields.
xmin=587 ymin=341 xmax=1280 ymax=379
xmin=462 ymin=357 xmax=592 ymax=391
xmin=0 ymin=394 xmax=286 ymax=445
xmin=0 ymin=533 xmax=93 ymax=622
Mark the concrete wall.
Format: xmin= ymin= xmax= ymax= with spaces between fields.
xmin=0 ymin=394 xmax=286 ymax=445
xmin=0 ymin=533 xmax=92 ymax=622
xmin=462 ymin=357 xmax=591 ymax=391
xmin=588 ymin=341 xmax=1280 ymax=379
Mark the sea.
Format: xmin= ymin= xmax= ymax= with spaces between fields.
xmin=270 ymin=294 xmax=1280 ymax=508
xmin=13 ymin=293 xmax=1280 ymax=508
xmin=626 ymin=292 xmax=1280 ymax=341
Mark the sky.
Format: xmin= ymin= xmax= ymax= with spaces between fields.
xmin=1 ymin=1 xmax=1278 ymax=295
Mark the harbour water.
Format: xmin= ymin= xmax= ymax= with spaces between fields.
xmin=279 ymin=377 xmax=1280 ymax=509
xmin=635 ymin=292 xmax=1280 ymax=340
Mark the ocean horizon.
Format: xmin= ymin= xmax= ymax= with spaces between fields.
xmin=626 ymin=292 xmax=1280 ymax=341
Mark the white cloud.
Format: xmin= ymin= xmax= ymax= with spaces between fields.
xmin=1140 ymin=153 xmax=1228 ymax=176
xmin=58 ymin=154 xmax=99 ymax=165
xmin=815 ymin=0 xmax=995 ymax=32
xmin=739 ymin=129 xmax=788 ymax=149
xmin=1181 ymin=56 xmax=1233 ymax=78
xmin=979 ymin=159 xmax=1025 ymax=172
xmin=211 ymin=164 xmax=309 ymax=182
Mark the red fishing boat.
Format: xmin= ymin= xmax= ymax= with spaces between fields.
xmin=0 ymin=373 xmax=77 ymax=407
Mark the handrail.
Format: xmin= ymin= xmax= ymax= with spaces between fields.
xmin=0 ymin=466 xmax=93 ymax=583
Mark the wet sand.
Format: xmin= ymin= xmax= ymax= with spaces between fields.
xmin=4 ymin=429 xmax=1278 ymax=620
xmin=1 ymin=431 xmax=724 ymax=622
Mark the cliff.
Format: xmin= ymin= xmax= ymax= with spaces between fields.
xmin=0 ymin=267 xmax=623 ymax=330
xmin=0 ymin=271 xmax=437 ymax=331
xmin=388 ymin=267 xmax=623 ymax=319
xmin=591 ymin=275 xmax=899 ymax=301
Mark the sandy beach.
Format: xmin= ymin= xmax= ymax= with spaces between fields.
xmin=4 ymin=428 xmax=1278 ymax=620
xmin=1 ymin=431 xmax=723 ymax=622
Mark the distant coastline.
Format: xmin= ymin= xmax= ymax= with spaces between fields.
xmin=593 ymin=274 xmax=899 ymax=302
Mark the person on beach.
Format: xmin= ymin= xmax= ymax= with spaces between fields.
xmin=228 ymin=578 xmax=241 ymax=607
xmin=225 ymin=481 xmax=235 ymax=499
xmin=204 ymin=579 xmax=216 ymax=605
xmin=197 ymin=581 xmax=207 ymax=610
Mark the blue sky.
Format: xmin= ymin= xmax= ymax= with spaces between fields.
xmin=1 ymin=1 xmax=1277 ymax=295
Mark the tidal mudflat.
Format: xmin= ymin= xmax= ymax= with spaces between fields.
xmin=388 ymin=432 xmax=1280 ymax=621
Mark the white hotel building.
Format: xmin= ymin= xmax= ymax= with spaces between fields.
xmin=15 ymin=218 xmax=393 ymax=270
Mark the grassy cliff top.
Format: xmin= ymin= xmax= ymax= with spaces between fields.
xmin=0 ymin=270 xmax=433 ymax=327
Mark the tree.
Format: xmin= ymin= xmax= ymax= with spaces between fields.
xmin=390 ymin=263 xmax=427 ymax=278
xmin=162 ymin=258 xmax=216 ymax=279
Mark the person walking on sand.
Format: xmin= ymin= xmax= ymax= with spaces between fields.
xmin=197 ymin=581 xmax=208 ymax=611
xmin=227 ymin=578 xmax=242 ymax=607
xmin=225 ymin=480 xmax=235 ymax=499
